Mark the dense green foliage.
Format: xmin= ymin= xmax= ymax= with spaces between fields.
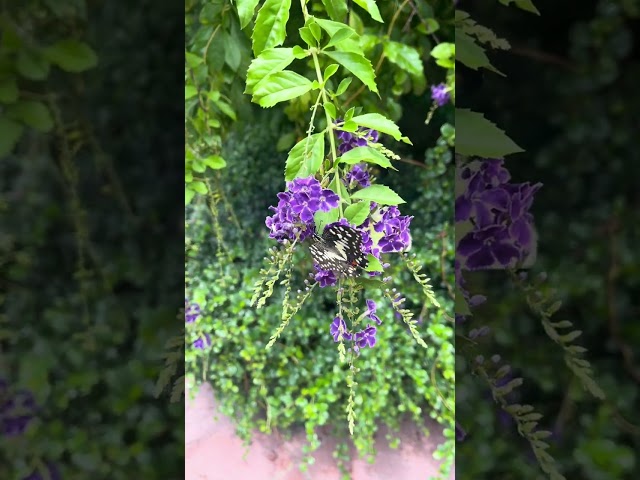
xmin=185 ymin=1 xmax=456 ymax=476
xmin=456 ymin=0 xmax=640 ymax=478
xmin=2 ymin=1 xmax=183 ymax=478
xmin=186 ymin=113 xmax=455 ymax=477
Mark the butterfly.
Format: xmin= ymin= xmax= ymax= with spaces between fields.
xmin=309 ymin=224 xmax=368 ymax=277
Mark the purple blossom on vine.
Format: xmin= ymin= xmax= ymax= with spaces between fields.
xmin=330 ymin=316 xmax=352 ymax=342
xmin=431 ymin=83 xmax=450 ymax=107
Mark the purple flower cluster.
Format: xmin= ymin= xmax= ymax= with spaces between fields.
xmin=329 ymin=299 xmax=382 ymax=351
xmin=430 ymin=83 xmax=450 ymax=107
xmin=456 ymin=159 xmax=541 ymax=271
xmin=343 ymin=163 xmax=371 ymax=188
xmin=336 ymin=123 xmax=379 ymax=154
xmin=373 ymin=206 xmax=413 ymax=253
xmin=193 ymin=334 xmax=211 ymax=350
xmin=1 ymin=379 xmax=61 ymax=479
xmin=265 ymin=176 xmax=340 ymax=243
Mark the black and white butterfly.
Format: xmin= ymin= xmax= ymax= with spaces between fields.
xmin=309 ymin=224 xmax=368 ymax=277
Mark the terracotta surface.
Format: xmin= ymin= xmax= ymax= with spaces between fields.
xmin=186 ymin=382 xmax=454 ymax=480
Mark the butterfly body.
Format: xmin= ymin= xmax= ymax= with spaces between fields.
xmin=309 ymin=225 xmax=368 ymax=277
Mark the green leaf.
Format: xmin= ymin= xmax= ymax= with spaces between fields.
xmin=299 ymin=26 xmax=317 ymax=47
xmin=237 ymin=0 xmax=261 ymax=29
xmin=245 ymin=48 xmax=295 ymax=94
xmin=185 ymin=188 xmax=196 ymax=205
xmin=383 ymin=41 xmax=423 ymax=77
xmin=0 ymin=77 xmax=19 ymax=103
xmin=322 ymin=0 xmax=348 ymax=22
xmin=430 ymin=42 xmax=454 ymax=59
xmin=7 ymin=100 xmax=53 ymax=132
xmin=185 ymin=85 xmax=198 ymax=99
xmin=324 ymin=51 xmax=378 ymax=94
xmin=455 ymin=30 xmax=498 ymax=72
xmin=0 ymin=116 xmax=24 ymax=157
xmin=364 ymin=255 xmax=384 ymax=272
xmin=252 ymin=0 xmax=292 ymax=56
xmin=224 ymin=31 xmax=242 ymax=71
xmin=285 ymin=133 xmax=325 ymax=181
xmin=309 ymin=22 xmax=322 ymax=42
xmin=277 ymin=132 xmax=297 ymax=151
xmin=339 ymin=146 xmax=393 ymax=170
xmin=335 ymin=77 xmax=352 ymax=95
xmin=186 ymin=52 xmax=203 ymax=68
xmin=323 ymin=63 xmax=339 ymax=81
xmin=455 ymin=108 xmax=524 ymax=157
xmin=17 ymin=50 xmax=50 ymax=80
xmin=352 ymin=0 xmax=383 ymax=22
xmin=498 ymin=0 xmax=540 ymax=15
xmin=253 ymin=71 xmax=313 ymax=107
xmin=315 ymin=19 xmax=362 ymax=54
xmin=314 ymin=207 xmax=340 ymax=233
xmin=455 ymin=288 xmax=471 ymax=315
xmin=325 ymin=27 xmax=356 ymax=49
xmin=344 ymin=201 xmax=370 ymax=226
xmin=43 ymin=39 xmax=98 ymax=73
xmin=351 ymin=184 xmax=405 ymax=205
xmin=350 ymin=113 xmax=411 ymax=143
xmin=203 ymin=155 xmax=227 ymax=169
xmin=191 ymin=181 xmax=208 ymax=195
xmin=323 ymin=101 xmax=337 ymax=119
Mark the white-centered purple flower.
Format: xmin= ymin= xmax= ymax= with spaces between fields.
xmin=364 ymin=299 xmax=382 ymax=325
xmin=330 ymin=316 xmax=352 ymax=342
xmin=314 ymin=267 xmax=338 ymax=288
xmin=354 ymin=324 xmax=377 ymax=351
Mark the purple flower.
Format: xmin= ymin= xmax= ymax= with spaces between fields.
xmin=185 ymin=300 xmax=201 ymax=323
xmin=343 ymin=164 xmax=371 ymax=188
xmin=330 ymin=316 xmax=352 ymax=342
xmin=315 ymin=267 xmax=338 ymax=287
xmin=354 ymin=324 xmax=377 ymax=351
xmin=458 ymin=225 xmax=521 ymax=269
xmin=265 ymin=176 xmax=341 ymax=243
xmin=430 ymin=83 xmax=450 ymax=107
xmin=455 ymin=422 xmax=467 ymax=442
xmin=364 ymin=299 xmax=382 ymax=325
xmin=193 ymin=333 xmax=211 ymax=350
xmin=335 ymin=119 xmax=380 ymax=153
xmin=373 ymin=206 xmax=413 ymax=253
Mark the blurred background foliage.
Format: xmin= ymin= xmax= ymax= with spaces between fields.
xmin=1 ymin=0 xmax=183 ymax=478
xmin=185 ymin=0 xmax=455 ymax=477
xmin=456 ymin=0 xmax=640 ymax=478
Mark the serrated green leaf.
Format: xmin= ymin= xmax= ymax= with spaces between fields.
xmin=245 ymin=48 xmax=296 ymax=94
xmin=0 ymin=77 xmax=19 ymax=103
xmin=339 ymin=146 xmax=393 ymax=169
xmin=253 ymin=71 xmax=313 ymax=107
xmin=237 ymin=0 xmax=261 ymax=29
xmin=455 ymin=108 xmax=524 ymax=157
xmin=0 ymin=116 xmax=24 ymax=157
xmin=383 ymin=41 xmax=423 ymax=77
xmin=322 ymin=0 xmax=348 ymax=22
xmin=252 ymin=0 xmax=292 ymax=56
xmin=456 ymin=30 xmax=500 ymax=73
xmin=285 ymin=133 xmax=325 ymax=181
xmin=351 ymin=184 xmax=405 ymax=205
xmin=17 ymin=50 xmax=50 ymax=80
xmin=350 ymin=113 xmax=410 ymax=143
xmin=324 ymin=51 xmax=378 ymax=94
xmin=344 ymin=201 xmax=370 ymax=226
xmin=7 ymin=100 xmax=53 ymax=132
xmin=352 ymin=0 xmax=383 ymax=22
xmin=43 ymin=39 xmax=98 ymax=73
